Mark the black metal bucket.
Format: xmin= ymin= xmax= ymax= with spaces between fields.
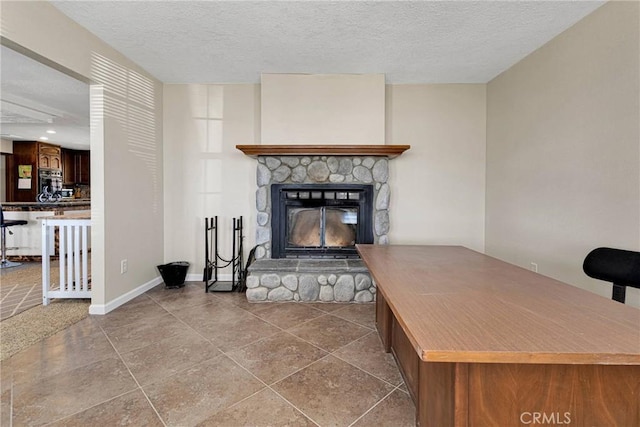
xmin=157 ymin=261 xmax=190 ymax=288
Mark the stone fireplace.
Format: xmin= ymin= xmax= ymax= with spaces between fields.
xmin=237 ymin=145 xmax=409 ymax=303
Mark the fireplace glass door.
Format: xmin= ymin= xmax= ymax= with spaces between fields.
xmin=271 ymin=184 xmax=373 ymax=258
xmin=287 ymin=207 xmax=358 ymax=249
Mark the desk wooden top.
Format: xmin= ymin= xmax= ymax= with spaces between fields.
xmin=357 ymin=245 xmax=640 ymax=365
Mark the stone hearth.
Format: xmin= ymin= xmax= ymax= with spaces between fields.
xmin=246 ymin=259 xmax=375 ymax=302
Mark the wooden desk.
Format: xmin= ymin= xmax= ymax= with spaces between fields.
xmin=357 ymin=245 xmax=640 ymax=427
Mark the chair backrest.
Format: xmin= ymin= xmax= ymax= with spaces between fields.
xmin=0 ymin=204 xmax=4 ymax=226
xmin=583 ymin=247 xmax=640 ymax=287
xmin=584 ymin=247 xmax=640 ymax=303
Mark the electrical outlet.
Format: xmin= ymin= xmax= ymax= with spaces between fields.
xmin=530 ymin=262 xmax=538 ymax=273
xmin=121 ymin=259 xmax=128 ymax=274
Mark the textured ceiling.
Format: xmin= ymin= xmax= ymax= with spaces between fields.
xmin=51 ymin=0 xmax=605 ymax=84
xmin=0 ymin=1 xmax=606 ymax=150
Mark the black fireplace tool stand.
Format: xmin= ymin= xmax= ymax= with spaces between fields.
xmin=204 ymin=216 xmax=245 ymax=292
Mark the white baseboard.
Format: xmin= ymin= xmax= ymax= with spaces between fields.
xmin=89 ymin=273 xmax=236 ymax=315
xmin=89 ymin=276 xmax=163 ymax=315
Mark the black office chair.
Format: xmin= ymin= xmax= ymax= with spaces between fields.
xmin=583 ymin=247 xmax=640 ymax=304
xmin=0 ymin=205 xmax=28 ymax=269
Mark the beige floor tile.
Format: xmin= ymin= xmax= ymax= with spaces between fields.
xmin=333 ymin=331 xmax=403 ymax=386
xmin=331 ymin=303 xmax=376 ymax=329
xmin=47 ymin=389 xmax=164 ymax=426
xmin=147 ymin=282 xmax=220 ymax=311
xmin=12 ymin=357 xmax=137 ymax=425
xmin=0 ymin=262 xmax=44 ymax=320
xmin=171 ymin=299 xmax=248 ymax=327
xmin=94 ymin=295 xmax=168 ymax=331
xmin=172 ymin=301 xmax=281 ymax=352
xmin=252 ymin=303 xmax=325 ymax=329
xmin=143 ymin=355 xmax=265 ymax=426
xmin=1 ymin=291 xmax=22 ymax=299
xmin=121 ymin=329 xmax=221 ymax=385
xmin=106 ymin=294 xmax=157 ymax=314
xmin=146 ymin=281 xmax=203 ymax=297
xmin=103 ymin=312 xmax=192 ymax=354
xmin=63 ymin=316 xmax=104 ymax=337
xmin=1 ymin=359 xmax=13 ymax=393
xmin=272 ymin=355 xmax=395 ymax=426
xmin=3 ymin=284 xmax=409 ymax=426
xmin=0 ymin=284 xmax=15 ymax=297
xmin=1 ymin=389 xmax=11 ymax=427
xmin=1 ymin=296 xmax=41 ymax=320
xmin=218 ymin=291 xmax=274 ymax=313
xmin=227 ymin=332 xmax=327 ymax=384
xmin=10 ymin=329 xmax=117 ymax=386
xmin=400 ymin=382 xmax=409 ymax=394
xmin=352 ymin=388 xmax=416 ymax=427
xmin=0 ymin=311 xmax=14 ymax=321
xmin=0 ymin=295 xmax=24 ymax=306
xmin=197 ymin=387 xmax=316 ymax=427
xmin=288 ymin=314 xmax=370 ymax=352
xmin=304 ymin=302 xmax=350 ymax=313
xmin=190 ymin=312 xmax=281 ymax=352
xmin=145 ymin=281 xmax=191 ymax=299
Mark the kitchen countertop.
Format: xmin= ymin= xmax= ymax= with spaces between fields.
xmin=38 ymin=212 xmax=91 ymax=220
xmin=2 ymin=200 xmax=91 ymax=212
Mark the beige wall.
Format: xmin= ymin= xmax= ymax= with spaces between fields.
xmin=163 ymin=84 xmax=258 ymax=276
xmin=486 ymin=2 xmax=640 ymax=307
xmin=1 ymin=1 xmax=165 ymax=310
xmin=387 ymin=84 xmax=487 ymax=252
xmin=1 ymin=138 xmax=13 ymax=154
xmin=261 ymin=74 xmax=385 ymax=145
xmin=164 ymin=83 xmax=487 ymax=271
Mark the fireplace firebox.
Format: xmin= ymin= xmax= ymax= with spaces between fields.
xmin=271 ymin=184 xmax=374 ymax=258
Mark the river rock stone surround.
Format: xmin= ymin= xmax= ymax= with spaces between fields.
xmin=247 ymin=155 xmax=391 ymax=303
xmin=254 ymin=155 xmax=390 ymax=260
xmin=246 ymin=259 xmax=376 ymax=303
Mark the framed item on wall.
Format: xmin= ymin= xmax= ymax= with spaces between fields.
xmin=18 ymin=165 xmax=32 ymax=189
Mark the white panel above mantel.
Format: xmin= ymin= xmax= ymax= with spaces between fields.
xmin=261 ymin=73 xmax=385 ymax=145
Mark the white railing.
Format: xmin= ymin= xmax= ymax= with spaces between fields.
xmin=42 ymin=217 xmax=91 ymax=305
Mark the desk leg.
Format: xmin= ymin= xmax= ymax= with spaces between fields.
xmin=375 ymin=290 xmax=392 ymax=352
xmin=418 ymin=362 xmax=468 ymax=427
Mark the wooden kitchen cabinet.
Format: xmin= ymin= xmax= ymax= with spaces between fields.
xmin=62 ymin=149 xmax=74 ymax=184
xmin=76 ymin=150 xmax=90 ymax=184
xmin=62 ymin=148 xmax=90 ymax=185
xmin=6 ymin=141 xmax=62 ymax=202
xmin=38 ymin=143 xmax=61 ymax=170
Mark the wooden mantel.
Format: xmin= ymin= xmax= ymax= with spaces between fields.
xmin=236 ymin=144 xmax=410 ymax=158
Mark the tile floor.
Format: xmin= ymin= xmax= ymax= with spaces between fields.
xmin=1 ymin=260 xmax=92 ymax=321
xmin=0 ymin=263 xmax=48 ymax=320
xmin=1 ymin=282 xmax=416 ymax=426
